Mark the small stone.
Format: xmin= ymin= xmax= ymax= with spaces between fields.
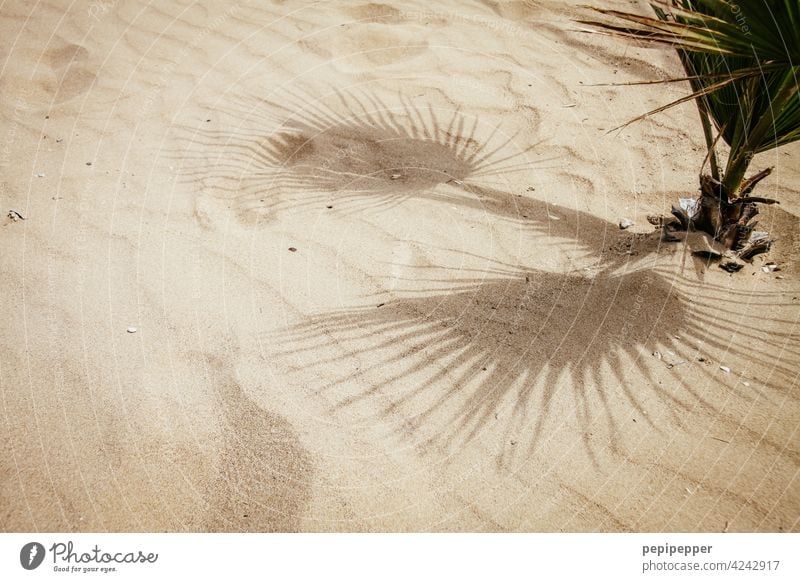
xmin=36 ymin=173 xmax=45 ymax=177
xmin=742 ymin=381 xmax=750 ymax=387
xmin=126 ymin=326 xmax=137 ymax=333
xmin=390 ymin=173 xmax=402 ymax=180
xmin=619 ymin=218 xmax=634 ymax=229
xmin=288 ymin=247 xmax=297 ymax=252
xmin=86 ymin=162 xmax=92 ymax=166
xmin=652 ymin=351 xmax=662 ymax=360
xmin=719 ymin=365 xmax=731 ymax=374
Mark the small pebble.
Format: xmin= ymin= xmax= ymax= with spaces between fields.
xmin=390 ymin=173 xmax=402 ymax=180
xmin=719 ymin=365 xmax=731 ymax=374
xmin=619 ymin=218 xmax=634 ymax=229
xmin=288 ymin=247 xmax=297 ymax=252
xmin=36 ymin=173 xmax=45 ymax=177
xmin=126 ymin=326 xmax=137 ymax=333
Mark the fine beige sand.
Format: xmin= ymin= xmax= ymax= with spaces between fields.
xmin=1 ymin=0 xmax=798 ymax=532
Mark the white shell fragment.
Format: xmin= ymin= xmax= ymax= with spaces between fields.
xmin=679 ymin=197 xmax=698 ymax=218
xmin=126 ymin=326 xmax=138 ymax=333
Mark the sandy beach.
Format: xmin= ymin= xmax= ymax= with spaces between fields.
xmin=1 ymin=0 xmax=798 ymax=532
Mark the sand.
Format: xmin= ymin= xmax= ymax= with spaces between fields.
xmin=1 ymin=0 xmax=798 ymax=532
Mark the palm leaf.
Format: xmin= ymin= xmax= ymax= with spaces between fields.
xmin=579 ymin=0 xmax=800 ymax=195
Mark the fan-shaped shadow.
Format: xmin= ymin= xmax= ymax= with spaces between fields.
xmin=268 ymin=190 xmax=799 ymax=469
xmin=277 ymin=267 xmax=681 ymax=468
xmin=172 ymin=88 xmax=551 ymax=226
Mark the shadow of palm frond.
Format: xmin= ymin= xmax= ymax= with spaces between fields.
xmin=171 ymin=88 xmax=549 ymax=225
xmin=277 ymin=266 xmax=685 ymax=468
xmin=268 ymin=191 xmax=799 ymax=469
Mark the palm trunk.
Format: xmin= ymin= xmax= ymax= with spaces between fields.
xmin=689 ymin=169 xmax=775 ymax=254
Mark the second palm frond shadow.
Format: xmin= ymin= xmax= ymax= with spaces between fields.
xmin=269 ymin=184 xmax=798 ymax=468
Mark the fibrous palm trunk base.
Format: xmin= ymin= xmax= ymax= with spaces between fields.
xmin=657 ymin=168 xmax=778 ymax=271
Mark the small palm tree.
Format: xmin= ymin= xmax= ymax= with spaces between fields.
xmin=580 ymin=0 xmax=800 ymax=262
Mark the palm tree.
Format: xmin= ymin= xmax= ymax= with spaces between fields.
xmin=580 ymin=0 xmax=800 ymax=263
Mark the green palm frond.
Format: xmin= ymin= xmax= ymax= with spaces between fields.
xmin=579 ymin=0 xmax=800 ymax=195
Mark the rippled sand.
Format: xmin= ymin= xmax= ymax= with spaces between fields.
xmin=1 ymin=0 xmax=799 ymax=532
